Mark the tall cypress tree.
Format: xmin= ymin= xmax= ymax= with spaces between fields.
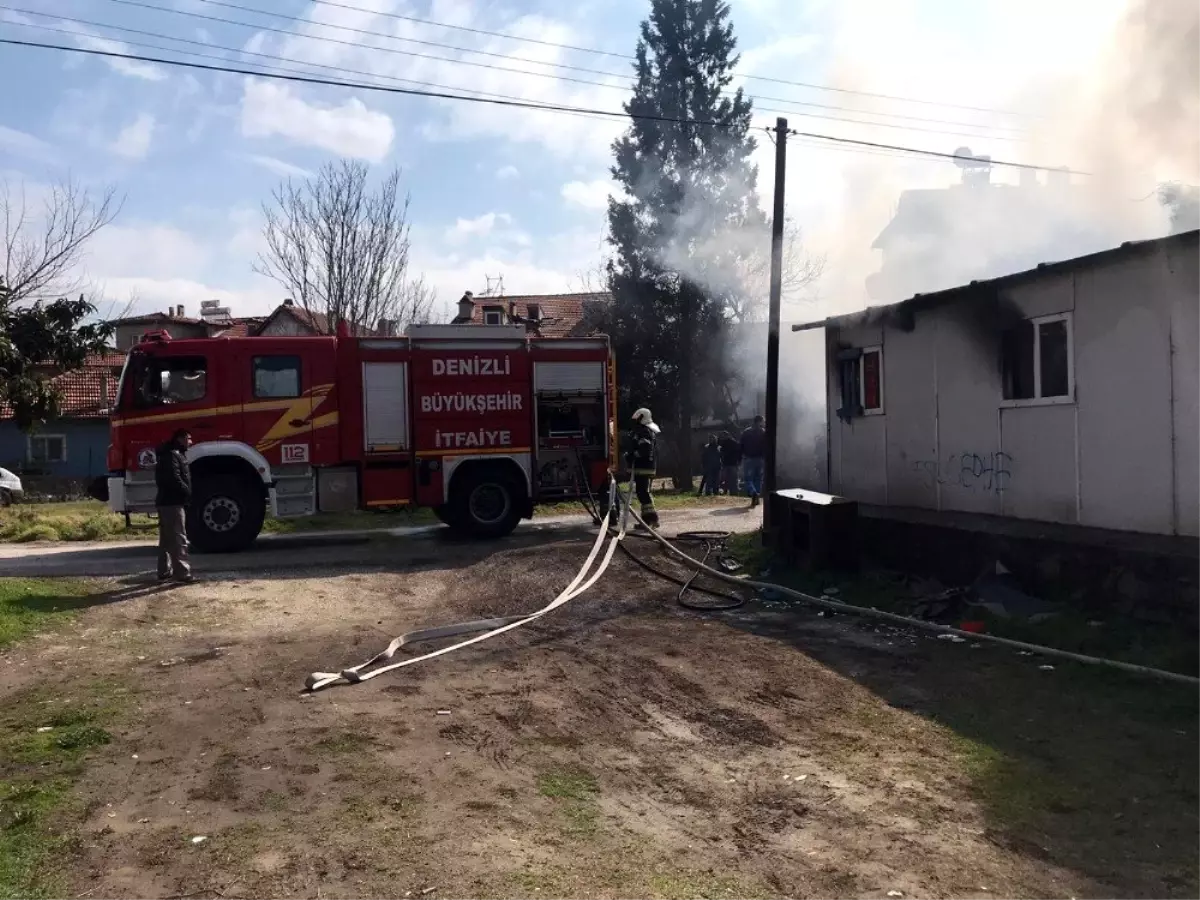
xmin=606 ymin=0 xmax=765 ymax=487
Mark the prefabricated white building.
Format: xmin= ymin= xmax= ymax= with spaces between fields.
xmin=794 ymin=229 xmax=1199 ymax=539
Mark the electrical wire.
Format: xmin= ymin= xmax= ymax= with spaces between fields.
xmin=85 ymin=0 xmax=1027 ymax=141
xmin=232 ymin=0 xmax=1043 ymax=119
xmin=788 ymin=127 xmax=1087 ymax=175
xmin=0 ymin=37 xmax=1085 ymax=173
xmin=0 ymin=13 xmax=629 ymax=126
xmin=193 ymin=0 xmax=1029 ymax=137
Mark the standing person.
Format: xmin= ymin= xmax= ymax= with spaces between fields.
xmin=717 ymin=430 xmax=742 ymax=495
xmin=740 ymin=415 xmax=768 ymax=508
xmin=625 ymin=408 xmax=661 ymax=528
xmin=155 ymin=428 xmax=194 ymax=583
xmin=699 ymin=434 xmax=722 ymax=496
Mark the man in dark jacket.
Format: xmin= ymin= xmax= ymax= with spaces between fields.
xmin=625 ymin=408 xmax=660 ymax=528
xmin=740 ymin=415 xmax=768 ymax=508
xmin=717 ymin=431 xmax=742 ymax=495
xmin=698 ymin=434 xmax=721 ymax=496
xmin=155 ymin=428 xmax=193 ymax=583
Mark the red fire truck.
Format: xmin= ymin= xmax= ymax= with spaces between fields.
xmin=91 ymin=323 xmax=616 ymax=552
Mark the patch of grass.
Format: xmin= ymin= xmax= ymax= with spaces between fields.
xmin=536 ymin=768 xmax=600 ymax=836
xmin=0 ymin=502 xmax=155 ymax=543
xmin=535 ymin=483 xmax=744 ymax=519
xmin=0 ymin=777 xmax=73 ymax=899
xmin=313 ymin=731 xmax=376 ymax=754
xmin=0 ymin=681 xmax=127 ymax=899
xmin=0 ymin=578 xmax=102 ymax=649
xmin=725 ymin=528 xmax=770 ymax=573
xmin=646 ymin=872 xmax=751 ymax=900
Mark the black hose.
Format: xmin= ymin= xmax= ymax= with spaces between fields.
xmin=614 ymin=525 xmax=747 ymax=611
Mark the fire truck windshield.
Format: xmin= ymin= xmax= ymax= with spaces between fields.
xmin=119 ymin=351 xmax=209 ymax=409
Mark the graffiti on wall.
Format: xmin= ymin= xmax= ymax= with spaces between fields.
xmin=913 ymin=451 xmax=1013 ymax=493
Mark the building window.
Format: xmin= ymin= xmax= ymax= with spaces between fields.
xmin=860 ymin=346 xmax=883 ymax=413
xmin=835 ymin=345 xmax=884 ymax=421
xmin=483 ymin=306 xmax=504 ymax=325
xmin=1002 ymin=312 xmax=1073 ymax=402
xmin=526 ymin=303 xmax=540 ymax=321
xmin=253 ymin=355 xmax=301 ymax=398
xmin=28 ymin=434 xmax=66 ymax=464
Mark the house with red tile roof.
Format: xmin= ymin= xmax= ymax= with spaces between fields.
xmin=0 ymin=353 xmax=125 ymax=490
xmin=465 ymin=291 xmax=611 ymax=337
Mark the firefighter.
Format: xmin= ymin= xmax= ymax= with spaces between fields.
xmin=625 ymin=408 xmax=661 ymax=528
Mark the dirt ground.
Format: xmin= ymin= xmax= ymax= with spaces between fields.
xmin=1 ymin=527 xmax=1196 ymax=899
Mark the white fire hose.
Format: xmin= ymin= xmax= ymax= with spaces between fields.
xmin=305 ymin=477 xmax=631 ymax=691
xmin=308 ymin=479 xmax=1199 ymax=691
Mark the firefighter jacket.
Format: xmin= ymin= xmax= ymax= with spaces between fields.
xmin=624 ymin=423 xmax=658 ymax=475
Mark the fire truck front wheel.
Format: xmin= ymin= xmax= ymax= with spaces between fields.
xmin=187 ymin=474 xmax=265 ymax=553
xmin=448 ymin=465 xmax=525 ymax=539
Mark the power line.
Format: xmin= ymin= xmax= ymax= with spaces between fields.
xmin=788 ymin=128 xmax=1086 ymax=175
xmin=0 ymin=11 xmax=629 ymax=126
xmin=88 ymin=0 xmax=1028 ymax=142
xmin=193 ymin=0 xmax=1027 ymax=136
xmin=0 ymin=36 xmax=744 ymax=127
xmin=0 ymin=36 xmax=1084 ymax=174
xmin=289 ymin=0 xmax=1039 ymax=119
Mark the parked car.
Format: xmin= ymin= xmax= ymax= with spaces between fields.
xmin=0 ymin=467 xmax=23 ymax=505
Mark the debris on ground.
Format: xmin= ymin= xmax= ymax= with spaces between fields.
xmin=190 ymin=836 xmax=208 ymax=845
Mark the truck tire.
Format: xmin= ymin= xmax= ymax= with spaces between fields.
xmin=188 ymin=474 xmax=265 ymax=553
xmin=448 ymin=465 xmax=524 ymax=539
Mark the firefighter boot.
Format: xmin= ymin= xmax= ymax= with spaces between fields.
xmin=641 ymin=503 xmax=660 ymax=529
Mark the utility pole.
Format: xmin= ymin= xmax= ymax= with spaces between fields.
xmin=763 ymin=117 xmax=787 ymax=533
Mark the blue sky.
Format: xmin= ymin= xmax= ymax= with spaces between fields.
xmin=0 ymin=0 xmax=1167 ymax=322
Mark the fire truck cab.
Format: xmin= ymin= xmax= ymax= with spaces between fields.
xmin=94 ymin=323 xmax=616 ymax=552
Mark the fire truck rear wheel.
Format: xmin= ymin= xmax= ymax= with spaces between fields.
xmin=188 ymin=474 xmax=265 ymax=553
xmin=449 ymin=466 xmax=524 ymax=539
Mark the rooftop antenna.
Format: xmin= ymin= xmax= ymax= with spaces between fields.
xmin=482 ymin=274 xmax=505 ymax=297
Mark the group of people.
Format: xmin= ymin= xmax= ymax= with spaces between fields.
xmin=698 ymin=416 xmax=768 ymax=507
xmin=623 ymin=409 xmax=769 ymax=533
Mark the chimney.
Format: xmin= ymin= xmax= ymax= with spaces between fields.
xmin=165 ymin=307 xmax=174 ymax=319
xmin=452 ymin=291 xmax=475 ymax=324
xmin=176 ymin=304 xmax=185 ymax=318
xmin=283 ymin=297 xmax=295 ymax=306
xmin=377 ymin=318 xmax=397 ymax=336
xmin=101 ymin=374 xmax=110 ymax=410
xmin=1019 ymin=168 xmax=1040 ymax=189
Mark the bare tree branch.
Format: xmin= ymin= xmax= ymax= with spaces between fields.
xmin=2 ymin=175 xmax=122 ymax=304
xmin=254 ymin=160 xmax=434 ymax=335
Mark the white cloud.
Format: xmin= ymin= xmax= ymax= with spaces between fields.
xmin=240 ymin=80 xmax=395 ymax=162
xmin=251 ymin=4 xmax=625 ymax=161
xmin=0 ymin=125 xmax=54 ymax=162
xmin=73 ymin=32 xmax=167 ymax=81
xmin=246 ymin=154 xmax=315 ymax=179
xmin=445 ymin=212 xmax=512 ymax=243
xmin=111 ymin=113 xmax=156 ymax=160
xmin=561 ymin=179 xmax=613 ymax=210
xmin=496 ymin=165 xmax=520 ymax=180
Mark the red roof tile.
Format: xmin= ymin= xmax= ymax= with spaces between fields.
xmin=213 ymin=317 xmax=267 ymax=338
xmin=0 ymin=352 xmax=124 ymax=420
xmin=469 ymin=292 xmax=611 ymax=337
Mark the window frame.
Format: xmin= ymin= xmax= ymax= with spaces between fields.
xmin=1000 ymin=311 xmax=1075 ymax=408
xmin=27 ymin=433 xmax=67 ymax=464
xmin=251 ymin=354 xmax=303 ymax=400
xmin=132 ymin=354 xmax=209 ymax=410
xmin=858 ymin=345 xmax=885 ymax=416
xmin=482 ymin=306 xmax=504 ymax=325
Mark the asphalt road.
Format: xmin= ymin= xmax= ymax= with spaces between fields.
xmin=0 ymin=505 xmax=762 ymax=578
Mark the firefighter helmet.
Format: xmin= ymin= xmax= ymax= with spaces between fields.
xmin=632 ymin=407 xmax=660 ymax=434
